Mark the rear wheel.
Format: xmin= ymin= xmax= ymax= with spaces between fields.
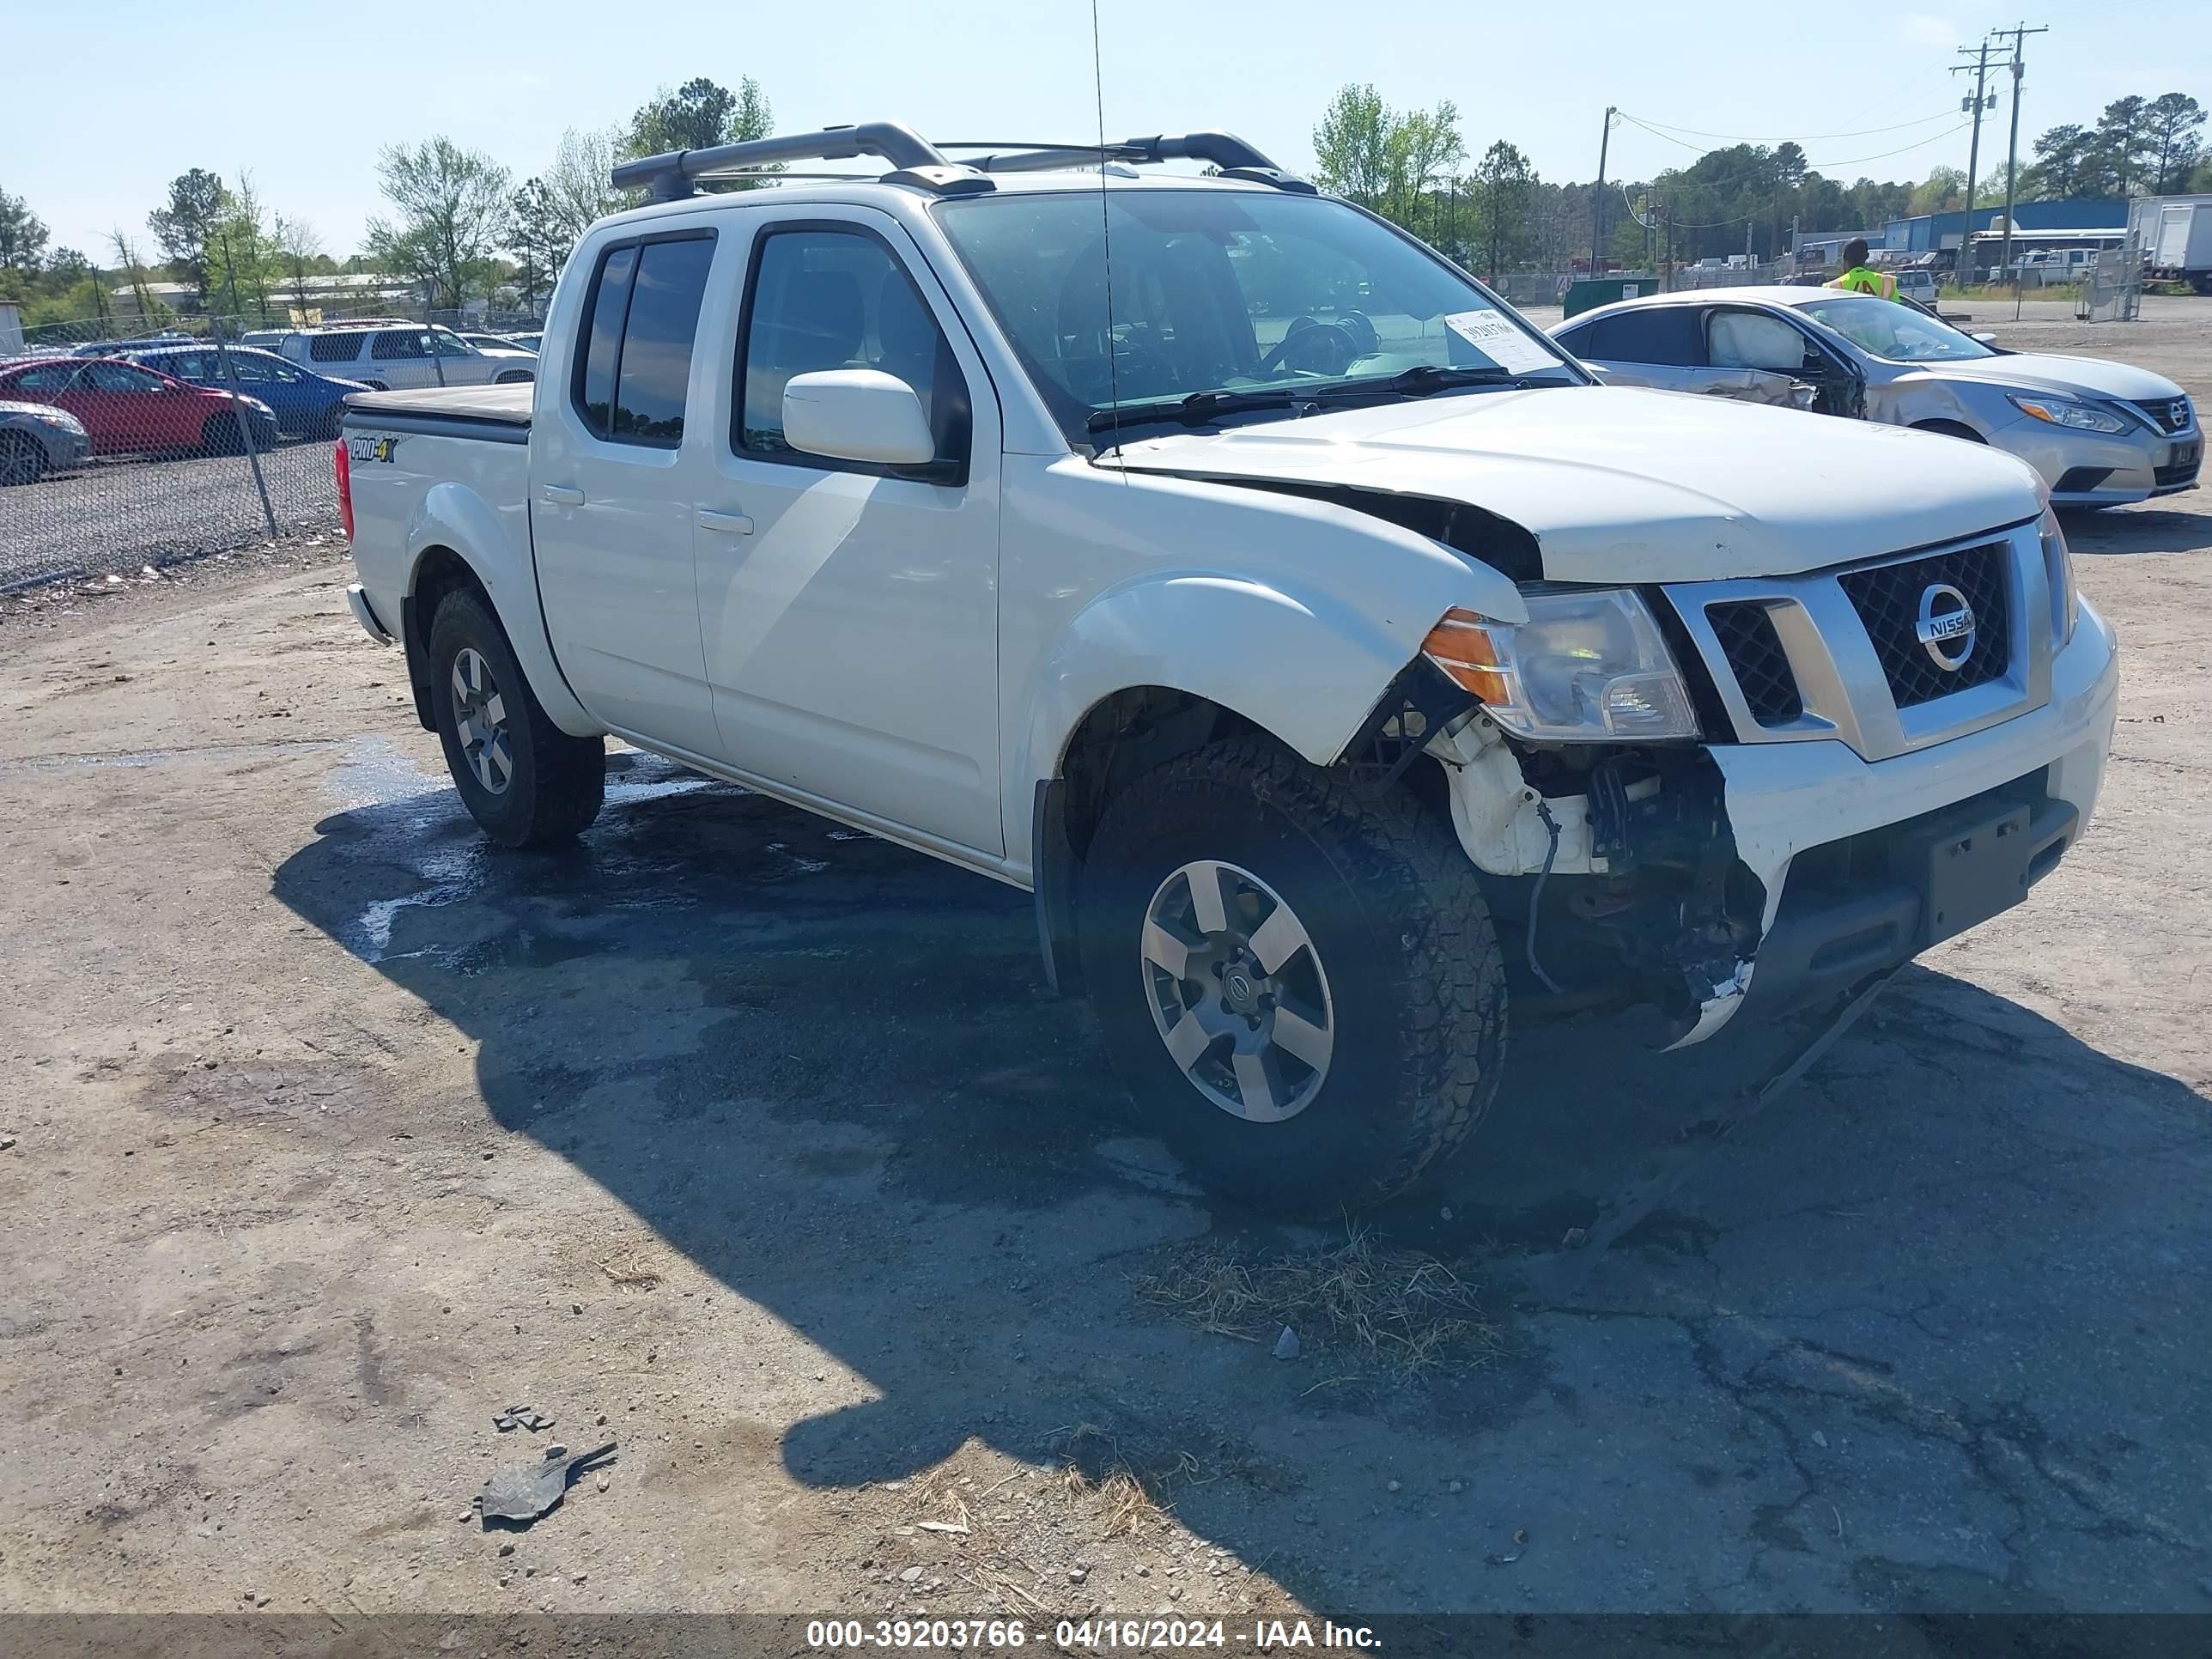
xmin=1077 ymin=738 xmax=1505 ymax=1212
xmin=427 ymin=588 xmax=605 ymax=848
xmin=0 ymin=432 xmax=46 ymax=488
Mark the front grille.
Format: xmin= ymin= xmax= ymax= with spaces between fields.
xmin=2133 ymin=396 xmax=2193 ymax=436
xmin=1837 ymin=543 xmax=2010 ymax=709
xmin=1707 ymin=602 xmax=1803 ymax=725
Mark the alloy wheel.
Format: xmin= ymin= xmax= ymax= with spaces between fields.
xmin=450 ymin=647 xmax=514 ymax=796
xmin=1139 ymin=859 xmax=1334 ymax=1122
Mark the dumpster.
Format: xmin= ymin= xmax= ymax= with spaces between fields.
xmin=1562 ymin=275 xmax=1658 ymax=319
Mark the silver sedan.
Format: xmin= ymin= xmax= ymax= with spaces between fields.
xmin=1551 ymin=287 xmax=2200 ymax=508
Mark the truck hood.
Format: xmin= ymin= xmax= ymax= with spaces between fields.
xmin=1104 ymin=386 xmax=2044 ymax=583
xmin=1901 ymin=351 xmax=2187 ymax=404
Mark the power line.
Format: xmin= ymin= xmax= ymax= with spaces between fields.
xmin=1620 ymin=108 xmax=1966 ymax=144
xmin=1615 ymin=111 xmax=1972 ymax=171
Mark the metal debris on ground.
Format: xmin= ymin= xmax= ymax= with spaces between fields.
xmin=1486 ymin=1527 xmax=1528 ymax=1566
xmin=477 ymin=1441 xmax=617 ymax=1526
xmin=1272 ymin=1326 xmax=1300 ymax=1361
xmin=493 ymin=1403 xmax=555 ymax=1433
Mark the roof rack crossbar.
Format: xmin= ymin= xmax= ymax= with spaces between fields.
xmin=944 ymin=132 xmax=1315 ymax=191
xmin=611 ymin=121 xmax=957 ymax=201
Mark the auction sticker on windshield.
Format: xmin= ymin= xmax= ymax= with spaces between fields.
xmin=1443 ymin=309 xmax=1555 ymax=374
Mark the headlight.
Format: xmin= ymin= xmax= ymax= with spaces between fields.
xmin=2039 ymin=507 xmax=2077 ymax=647
xmin=30 ymin=409 xmax=84 ymax=433
xmin=1423 ymin=588 xmax=1701 ymax=742
xmin=2008 ymin=392 xmax=2130 ymax=434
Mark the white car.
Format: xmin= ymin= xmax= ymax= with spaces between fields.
xmin=459 ymin=331 xmax=538 ymax=356
xmin=336 ymin=122 xmax=2118 ymax=1210
xmin=270 ymin=324 xmax=536 ymax=392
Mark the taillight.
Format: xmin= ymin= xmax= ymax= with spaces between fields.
xmin=333 ymin=437 xmax=354 ymax=542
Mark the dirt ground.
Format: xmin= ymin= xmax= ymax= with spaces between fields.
xmin=3 ymin=302 xmax=2209 ymax=1629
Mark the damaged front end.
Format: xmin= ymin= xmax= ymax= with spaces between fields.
xmin=1340 ymin=665 xmax=1769 ymax=1048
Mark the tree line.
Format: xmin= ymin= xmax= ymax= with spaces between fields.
xmin=2 ymin=76 xmax=2204 ymax=330
xmin=1311 ymin=83 xmax=2208 ymax=274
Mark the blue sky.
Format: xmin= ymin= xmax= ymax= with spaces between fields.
xmin=7 ymin=0 xmax=2205 ymax=259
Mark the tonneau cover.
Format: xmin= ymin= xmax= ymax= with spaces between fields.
xmin=344 ymin=383 xmax=533 ymax=425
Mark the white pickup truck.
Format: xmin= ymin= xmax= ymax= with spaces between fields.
xmin=337 ymin=123 xmax=2118 ymax=1210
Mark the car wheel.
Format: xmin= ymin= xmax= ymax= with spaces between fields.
xmin=494 ymin=369 xmax=533 ymax=385
xmin=198 ymin=412 xmax=243 ymax=456
xmin=0 ymin=432 xmax=46 ymax=488
xmin=427 ymin=587 xmax=605 ymax=848
xmin=1077 ymin=738 xmax=1505 ymax=1212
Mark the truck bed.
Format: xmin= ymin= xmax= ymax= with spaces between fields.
xmin=342 ymin=383 xmax=532 ymax=439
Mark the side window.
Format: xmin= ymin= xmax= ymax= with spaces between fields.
xmin=574 ymin=245 xmax=639 ymax=436
xmin=428 ymin=331 xmax=476 ymax=358
xmin=736 ymin=227 xmax=968 ymax=473
xmin=308 ymin=332 xmax=367 ymax=363
xmin=1708 ymin=310 xmax=1808 ymax=373
xmin=12 ymin=364 xmax=81 ymax=392
xmin=1577 ymin=307 xmax=1705 ymax=366
xmin=161 ymin=352 xmax=212 ymax=380
xmin=371 ymin=331 xmax=428 ymax=362
xmin=222 ymin=353 xmax=274 ymax=383
xmin=570 ymin=234 xmax=714 ymax=446
xmin=83 ymin=362 xmax=165 ymax=392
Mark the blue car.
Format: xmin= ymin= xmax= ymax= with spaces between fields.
xmin=115 ymin=344 xmax=369 ymax=441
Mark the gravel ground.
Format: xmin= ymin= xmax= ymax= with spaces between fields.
xmin=0 ymin=439 xmax=339 ymax=591
xmin=1 ymin=304 xmax=2208 ymax=1632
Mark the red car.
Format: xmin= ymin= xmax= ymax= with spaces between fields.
xmin=0 ymin=356 xmax=278 ymax=457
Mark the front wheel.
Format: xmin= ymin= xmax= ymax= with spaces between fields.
xmin=427 ymin=588 xmax=606 ymax=848
xmin=1077 ymin=738 xmax=1505 ymax=1212
xmin=0 ymin=432 xmax=47 ymax=488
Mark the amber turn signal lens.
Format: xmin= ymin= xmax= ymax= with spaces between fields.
xmin=1422 ymin=608 xmax=1511 ymax=703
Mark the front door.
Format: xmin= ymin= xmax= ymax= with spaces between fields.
xmin=530 ymin=228 xmax=724 ymax=757
xmin=695 ymin=212 xmax=1003 ymax=856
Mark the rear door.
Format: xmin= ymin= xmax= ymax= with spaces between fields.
xmin=695 ymin=210 xmax=1004 ymax=856
xmin=531 ymin=226 xmax=724 ymax=757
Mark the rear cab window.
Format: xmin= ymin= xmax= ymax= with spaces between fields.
xmin=570 ymin=231 xmax=716 ymax=447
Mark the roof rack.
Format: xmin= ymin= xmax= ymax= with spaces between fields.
xmin=609 ymin=123 xmax=1315 ymax=202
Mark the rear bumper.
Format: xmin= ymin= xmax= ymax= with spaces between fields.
xmin=1686 ymin=597 xmax=2118 ymax=1039
xmin=346 ymin=582 xmax=395 ymax=646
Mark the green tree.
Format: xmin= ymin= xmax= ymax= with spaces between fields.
xmin=627 ymin=76 xmax=775 ymax=189
xmin=2090 ymin=95 xmax=2152 ymax=195
xmin=545 ymin=127 xmax=629 ymax=239
xmin=271 ymin=213 xmax=325 ymax=319
xmin=0 ymin=186 xmax=48 ymax=270
xmin=1908 ymin=165 xmax=1966 ymax=216
xmin=209 ymin=172 xmax=275 ymax=321
xmin=365 ymin=137 xmax=512 ymax=310
xmin=147 ymin=167 xmax=230 ymax=301
xmin=2145 ymin=93 xmax=2206 ymax=194
xmin=505 ymin=178 xmax=567 ymax=316
xmin=1313 ymin=84 xmax=1392 ymax=207
xmin=1471 ymin=140 xmax=1535 ymax=281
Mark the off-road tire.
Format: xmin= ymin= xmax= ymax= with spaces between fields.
xmin=427 ymin=587 xmax=605 ymax=848
xmin=1077 ymin=737 xmax=1506 ymax=1212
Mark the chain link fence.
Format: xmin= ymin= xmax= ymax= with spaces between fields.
xmin=1 ymin=302 xmax=543 ymax=592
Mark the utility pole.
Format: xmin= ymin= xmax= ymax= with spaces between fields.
xmin=1592 ymin=105 xmax=1617 ymax=276
xmin=1952 ymin=39 xmax=1999 ymax=288
xmin=1990 ymin=21 xmax=2050 ymax=282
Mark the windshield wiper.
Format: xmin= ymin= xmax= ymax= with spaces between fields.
xmin=1084 ymin=364 xmax=1566 ymax=439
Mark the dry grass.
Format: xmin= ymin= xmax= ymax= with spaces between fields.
xmin=1133 ymin=1225 xmax=1503 ymax=1380
xmin=1044 ymin=1422 xmax=1205 ymax=1539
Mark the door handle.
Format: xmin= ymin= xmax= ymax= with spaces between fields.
xmin=696 ymin=508 xmax=755 ymax=536
xmin=540 ymin=483 xmax=585 ymax=507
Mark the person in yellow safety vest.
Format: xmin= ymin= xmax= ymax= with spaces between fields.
xmin=1826 ymin=238 xmax=1898 ymax=299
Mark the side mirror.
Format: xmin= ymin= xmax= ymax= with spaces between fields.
xmin=782 ymin=369 xmax=936 ymax=467
xmin=1971 ymin=331 xmax=1997 ymax=344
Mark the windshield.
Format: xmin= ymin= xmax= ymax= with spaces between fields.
xmin=1793 ymin=295 xmax=1997 ymax=363
xmin=933 ymin=188 xmax=1581 ymax=441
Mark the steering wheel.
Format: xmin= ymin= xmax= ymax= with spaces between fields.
xmin=1260 ymin=317 xmax=1359 ymax=377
